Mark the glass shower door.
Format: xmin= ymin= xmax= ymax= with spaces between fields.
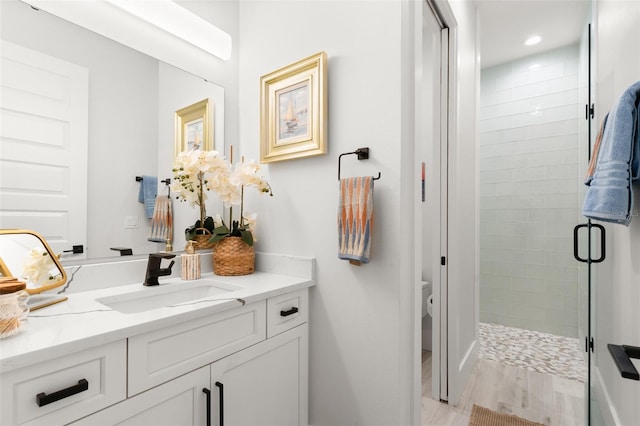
xmin=576 ymin=18 xmax=606 ymax=426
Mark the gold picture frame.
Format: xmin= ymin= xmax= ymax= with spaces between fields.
xmin=175 ymin=98 xmax=213 ymax=157
xmin=260 ymin=51 xmax=327 ymax=163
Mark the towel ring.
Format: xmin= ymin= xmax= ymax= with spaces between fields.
xmin=338 ymin=147 xmax=382 ymax=181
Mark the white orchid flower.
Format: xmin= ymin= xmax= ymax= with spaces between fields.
xmin=243 ymin=212 xmax=258 ymax=242
xmin=213 ymin=214 xmax=224 ymax=228
xmin=21 ymin=247 xmax=58 ymax=287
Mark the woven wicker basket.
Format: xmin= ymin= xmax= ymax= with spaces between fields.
xmin=213 ymin=237 xmax=255 ymax=276
xmin=192 ymin=228 xmax=216 ymax=250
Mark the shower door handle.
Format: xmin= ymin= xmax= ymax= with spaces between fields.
xmin=573 ymin=222 xmax=606 ymax=263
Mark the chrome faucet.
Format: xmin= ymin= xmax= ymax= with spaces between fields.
xmin=144 ymin=253 xmax=176 ymax=286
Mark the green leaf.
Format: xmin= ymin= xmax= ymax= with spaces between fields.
xmin=239 ymin=230 xmax=254 ymax=246
xmin=208 ymin=233 xmax=227 ymax=244
xmin=213 ymin=224 xmax=230 ymax=236
xmin=185 ymin=224 xmax=197 ymax=241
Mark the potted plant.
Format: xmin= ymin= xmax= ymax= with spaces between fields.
xmin=208 ymin=158 xmax=273 ymax=275
xmin=172 ymin=149 xmax=232 ymax=249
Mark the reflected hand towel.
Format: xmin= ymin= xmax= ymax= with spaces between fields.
xmin=148 ymin=195 xmax=173 ymax=243
xmin=138 ymin=175 xmax=157 ymax=219
xmin=338 ymin=176 xmax=374 ymax=265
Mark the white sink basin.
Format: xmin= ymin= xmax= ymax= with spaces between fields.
xmin=96 ymin=280 xmax=242 ymax=314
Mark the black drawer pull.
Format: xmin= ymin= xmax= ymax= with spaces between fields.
xmin=280 ymin=307 xmax=299 ymax=317
xmin=36 ymin=379 xmax=89 ymax=407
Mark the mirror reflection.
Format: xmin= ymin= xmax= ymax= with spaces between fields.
xmin=0 ymin=0 xmax=225 ymax=261
xmin=0 ymin=229 xmax=67 ymax=294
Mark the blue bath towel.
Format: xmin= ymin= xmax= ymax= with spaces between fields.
xmin=138 ymin=175 xmax=157 ymax=219
xmin=583 ymin=81 xmax=640 ymax=225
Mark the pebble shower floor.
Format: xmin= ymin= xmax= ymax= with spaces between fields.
xmin=479 ymin=322 xmax=587 ymax=382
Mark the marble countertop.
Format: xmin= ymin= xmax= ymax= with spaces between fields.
xmin=0 ymin=271 xmax=314 ymax=373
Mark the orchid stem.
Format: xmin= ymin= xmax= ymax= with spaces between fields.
xmin=240 ymin=186 xmax=245 ymax=227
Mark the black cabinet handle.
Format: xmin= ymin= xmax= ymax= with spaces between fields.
xmin=280 ymin=307 xmax=299 ymax=317
xmin=36 ymin=379 xmax=88 ymax=407
xmin=608 ymin=344 xmax=640 ymax=380
xmin=202 ymin=388 xmax=211 ymax=426
xmin=215 ymin=381 xmax=224 ymax=426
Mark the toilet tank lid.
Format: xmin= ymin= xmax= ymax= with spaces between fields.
xmin=421 ymin=281 xmax=430 ymax=289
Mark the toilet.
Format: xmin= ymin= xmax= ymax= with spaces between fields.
xmin=421 ymin=281 xmax=433 ymax=351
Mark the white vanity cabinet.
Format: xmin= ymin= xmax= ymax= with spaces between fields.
xmin=68 ymin=288 xmax=309 ymax=426
xmin=0 ymin=340 xmax=126 ymax=426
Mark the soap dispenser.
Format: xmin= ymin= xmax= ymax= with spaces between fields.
xmin=181 ymin=241 xmax=201 ymax=280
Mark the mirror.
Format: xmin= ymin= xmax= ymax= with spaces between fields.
xmin=0 ymin=0 xmax=226 ymax=261
xmin=0 ymin=229 xmax=67 ymax=295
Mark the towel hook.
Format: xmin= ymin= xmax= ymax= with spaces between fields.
xmin=160 ymin=178 xmax=171 ymax=198
xmin=338 ymin=147 xmax=381 ymax=181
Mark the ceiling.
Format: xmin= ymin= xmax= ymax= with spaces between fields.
xmin=476 ymin=0 xmax=591 ymax=69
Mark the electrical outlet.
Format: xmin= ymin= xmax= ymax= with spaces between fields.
xmin=124 ymin=215 xmax=139 ymax=229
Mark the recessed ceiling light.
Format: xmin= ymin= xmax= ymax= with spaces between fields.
xmin=525 ymin=35 xmax=542 ymax=46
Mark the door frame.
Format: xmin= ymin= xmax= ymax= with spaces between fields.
xmin=410 ymin=0 xmax=458 ymax=412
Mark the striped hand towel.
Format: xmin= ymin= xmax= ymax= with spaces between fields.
xmin=148 ymin=195 xmax=173 ymax=243
xmin=338 ymin=176 xmax=374 ymax=265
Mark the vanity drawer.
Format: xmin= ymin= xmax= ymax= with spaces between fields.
xmin=128 ymin=301 xmax=266 ymax=396
xmin=266 ymin=289 xmax=308 ymax=338
xmin=0 ymin=340 xmax=126 ymax=426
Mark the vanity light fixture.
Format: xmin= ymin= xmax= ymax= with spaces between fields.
xmin=106 ymin=0 xmax=231 ymax=60
xmin=524 ymin=35 xmax=542 ymax=47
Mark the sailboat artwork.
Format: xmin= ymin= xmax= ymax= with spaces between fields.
xmin=260 ymin=51 xmax=326 ymax=163
xmin=278 ymin=82 xmax=309 ymax=141
xmin=284 ymin=99 xmax=298 ymax=131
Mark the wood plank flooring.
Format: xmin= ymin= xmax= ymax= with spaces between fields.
xmin=421 ymin=351 xmax=585 ymax=426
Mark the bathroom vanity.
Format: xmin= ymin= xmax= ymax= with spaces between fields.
xmin=0 ymin=270 xmax=312 ymax=426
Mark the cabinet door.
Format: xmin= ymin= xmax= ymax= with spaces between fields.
xmin=70 ymin=366 xmax=210 ymax=426
xmin=211 ymin=324 xmax=308 ymax=426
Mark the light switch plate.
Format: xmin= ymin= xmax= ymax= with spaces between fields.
xmin=124 ymin=215 xmax=139 ymax=229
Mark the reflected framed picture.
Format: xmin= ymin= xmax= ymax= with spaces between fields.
xmin=260 ymin=51 xmax=327 ymax=163
xmin=175 ymin=98 xmax=213 ymax=157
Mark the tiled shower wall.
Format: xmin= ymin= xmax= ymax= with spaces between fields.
xmin=479 ymin=45 xmax=580 ymax=338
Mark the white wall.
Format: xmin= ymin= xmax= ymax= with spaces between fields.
xmin=593 ymin=0 xmax=640 ymax=424
xmin=238 ymin=3 xmax=404 ymax=423
xmin=479 ymin=45 xmax=580 ymax=337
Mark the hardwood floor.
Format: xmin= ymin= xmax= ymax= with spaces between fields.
xmin=421 ymin=351 xmax=585 ymax=426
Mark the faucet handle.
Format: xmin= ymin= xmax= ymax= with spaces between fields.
xmin=151 ymin=252 xmax=176 ymax=260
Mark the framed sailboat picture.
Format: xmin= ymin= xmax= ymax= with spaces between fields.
xmin=175 ymin=98 xmax=213 ymax=158
xmin=260 ymin=52 xmax=327 ymax=163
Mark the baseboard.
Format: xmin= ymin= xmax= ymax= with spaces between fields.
xmin=592 ymin=365 xmax=621 ymax=425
